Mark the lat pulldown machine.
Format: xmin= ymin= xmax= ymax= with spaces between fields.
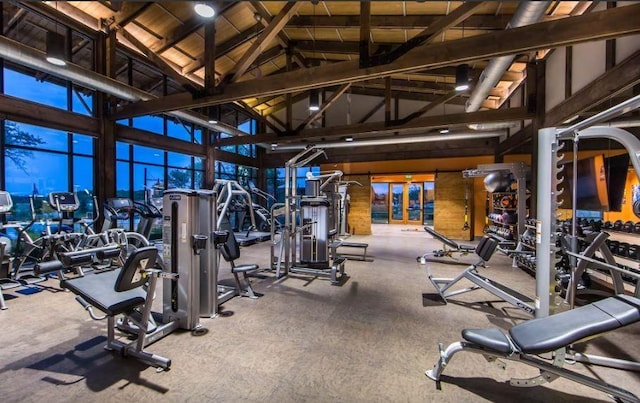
xmin=270 ymin=146 xmax=347 ymax=285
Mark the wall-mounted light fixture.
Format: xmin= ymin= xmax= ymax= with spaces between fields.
xmin=309 ymin=89 xmax=320 ymax=111
xmin=455 ymin=64 xmax=470 ymax=91
xmin=194 ymin=2 xmax=215 ymax=18
xmin=46 ymin=31 xmax=66 ymax=66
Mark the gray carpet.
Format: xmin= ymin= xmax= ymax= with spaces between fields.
xmin=1 ymin=226 xmax=638 ymax=402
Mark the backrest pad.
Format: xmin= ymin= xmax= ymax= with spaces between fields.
xmin=475 ymin=236 xmax=499 ymax=262
xmin=219 ymin=218 xmax=241 ymax=262
xmin=115 ymin=246 xmax=158 ymax=292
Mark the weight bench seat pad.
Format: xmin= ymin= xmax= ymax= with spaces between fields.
xmin=232 ymin=264 xmax=259 ymax=273
xmin=462 ymin=328 xmax=512 ymax=354
xmin=461 ymin=296 xmax=640 ymax=355
xmin=424 ymin=227 xmax=474 ymax=251
xmin=63 ymin=270 xmax=146 ymax=317
xmin=510 ymin=295 xmax=640 ymax=354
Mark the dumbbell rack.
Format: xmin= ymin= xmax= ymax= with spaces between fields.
xmin=596 ymin=222 xmax=640 ymax=293
xmin=484 ymin=191 xmax=519 ymax=251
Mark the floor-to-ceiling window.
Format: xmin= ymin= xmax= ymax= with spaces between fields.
xmin=3 ymin=121 xmax=95 ymax=223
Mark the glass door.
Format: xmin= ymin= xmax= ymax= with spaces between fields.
xmin=390 ymin=183 xmax=405 ymax=224
xmin=407 ymin=183 xmax=422 ymax=223
xmin=423 ymin=181 xmax=435 ymax=226
xmin=371 ymin=183 xmax=390 ymax=223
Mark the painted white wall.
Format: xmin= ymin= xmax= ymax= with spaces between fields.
xmin=616 ymin=1 xmax=640 ymax=63
xmin=545 ymin=46 xmax=565 ymax=112
xmin=572 ymin=40 xmax=606 ymax=94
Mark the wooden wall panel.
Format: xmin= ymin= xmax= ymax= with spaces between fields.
xmin=434 ymin=172 xmax=473 ymax=241
xmin=344 ymin=174 xmax=372 ymax=235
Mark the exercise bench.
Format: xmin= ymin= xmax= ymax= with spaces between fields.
xmin=426 ymin=295 xmax=640 ymax=402
xmin=418 ymin=227 xmax=476 ymax=264
xmin=335 ymin=240 xmax=369 ymax=261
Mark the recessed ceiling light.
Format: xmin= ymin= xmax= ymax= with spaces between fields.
xmin=345 ymin=136 xmax=354 ymax=142
xmin=439 ymin=128 xmax=449 ymax=134
xmin=194 ymin=3 xmax=215 ymax=18
xmin=208 ymin=119 xmax=218 ymax=124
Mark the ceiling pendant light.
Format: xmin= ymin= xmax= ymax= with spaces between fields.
xmin=194 ymin=2 xmax=216 ymax=18
xmin=46 ymin=31 xmax=67 ymax=66
xmin=309 ymin=89 xmax=320 ymax=111
xmin=455 ymin=64 xmax=470 ymax=92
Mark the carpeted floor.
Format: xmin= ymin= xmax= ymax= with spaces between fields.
xmin=0 ymin=225 xmax=638 ymax=402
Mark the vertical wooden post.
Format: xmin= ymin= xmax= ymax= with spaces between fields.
xmin=96 ymin=29 xmax=117 ymax=205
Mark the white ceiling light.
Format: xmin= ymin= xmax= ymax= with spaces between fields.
xmin=194 ymin=3 xmax=215 ymax=18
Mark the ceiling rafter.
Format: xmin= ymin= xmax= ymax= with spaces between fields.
xmin=217 ymin=107 xmax=533 ymax=147
xmin=113 ymin=4 xmax=640 ymax=120
xmin=296 ymin=83 xmax=352 ymax=131
xmin=287 ymin=14 xmax=508 ymax=30
xmin=228 ymin=1 xmax=302 ymax=83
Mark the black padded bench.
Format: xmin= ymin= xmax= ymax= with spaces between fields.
xmin=336 ymin=241 xmax=369 ymax=261
xmin=426 ymin=295 xmax=640 ymax=402
xmin=424 ymin=226 xmax=475 ymax=253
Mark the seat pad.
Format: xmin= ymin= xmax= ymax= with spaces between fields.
xmin=231 ymin=264 xmax=259 ymax=273
xmin=63 ymin=269 xmax=146 ymax=316
xmin=509 ymin=295 xmax=640 ymax=354
xmin=462 ymin=328 xmax=512 ymax=354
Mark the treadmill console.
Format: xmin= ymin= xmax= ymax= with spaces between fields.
xmin=108 ymin=198 xmax=134 ymax=210
xmin=48 ymin=192 xmax=80 ymax=212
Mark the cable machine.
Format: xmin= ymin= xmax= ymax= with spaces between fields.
xmin=270 ymin=146 xmax=347 ymax=285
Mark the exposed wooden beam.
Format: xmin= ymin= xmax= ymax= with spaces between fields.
xmin=398 ymin=90 xmax=460 ymax=125
xmin=230 ymin=2 xmax=302 ymax=82
xmin=296 ymin=83 xmax=351 ymax=131
xmin=360 ymin=78 xmax=454 ymax=94
xmin=204 ymin=20 xmax=216 ymax=93
xmin=374 ymin=2 xmax=485 ymax=65
xmin=358 ymin=99 xmax=386 ymax=124
xmin=182 ymin=24 xmax=263 ymax=75
xmin=108 ymin=2 xmax=151 ymax=29
xmin=217 ymin=107 xmax=533 ymax=147
xmin=114 ymin=6 xmax=640 ymax=119
xmin=359 ymin=1 xmax=371 ymax=68
xmin=235 ymin=100 xmax=282 ymax=134
xmin=4 ymin=8 xmax=26 ymax=35
xmin=293 ymin=40 xmax=384 ymax=55
xmin=349 ymin=86 xmax=467 ymax=104
xmin=0 ymin=94 xmax=99 ymax=135
xmin=116 ymin=125 xmax=205 ymax=157
xmin=544 ymin=48 xmax=640 ymax=126
xmin=152 ymin=15 xmax=203 ymax=54
xmin=287 ymin=15 xmax=508 ymax=30
xmin=117 ymin=28 xmax=198 ymax=92
xmin=385 ymin=77 xmax=392 ymax=123
xmin=259 ymin=92 xmax=308 ymax=116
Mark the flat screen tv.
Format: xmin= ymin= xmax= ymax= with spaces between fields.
xmin=559 ymin=154 xmax=609 ymax=211
xmin=604 ymin=154 xmax=630 ymax=212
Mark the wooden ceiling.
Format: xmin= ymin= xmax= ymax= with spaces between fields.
xmin=3 ymin=1 xmax=640 ymax=163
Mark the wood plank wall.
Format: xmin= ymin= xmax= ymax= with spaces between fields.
xmin=344 ymin=174 xmax=372 ymax=235
xmin=434 ymin=172 xmax=474 ymax=241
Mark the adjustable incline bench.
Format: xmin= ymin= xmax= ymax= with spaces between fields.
xmin=426 ymin=295 xmax=640 ymax=402
xmin=418 ymin=227 xmax=476 ymax=264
